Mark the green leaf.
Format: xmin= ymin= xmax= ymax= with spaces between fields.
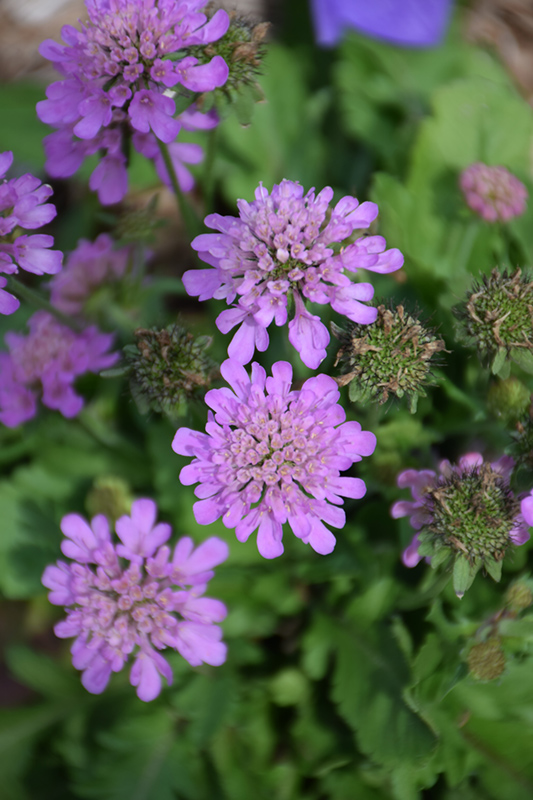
xmin=331 ymin=624 xmax=437 ymax=766
xmin=5 ymin=646 xmax=81 ymax=699
xmin=511 ymin=348 xmax=533 ymax=375
xmin=453 ymin=556 xmax=479 ymax=598
xmin=491 ymin=348 xmax=510 ymax=377
xmin=484 ymin=558 xmax=503 ymax=583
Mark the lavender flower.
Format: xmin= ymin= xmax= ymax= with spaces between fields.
xmin=42 ymin=498 xmax=228 ymax=700
xmin=310 ymin=0 xmax=453 ymax=48
xmin=0 ymin=150 xmax=62 ymax=313
xmin=0 ymin=311 xmax=117 ymax=427
xmin=183 ymin=180 xmax=403 ymax=369
xmin=460 ymin=163 xmax=528 ymax=223
xmin=173 ymin=359 xmax=376 ymax=558
xmin=392 ymin=453 xmax=530 ymax=596
xmin=37 ymin=0 xmax=228 ymax=204
xmin=49 ymin=233 xmax=132 ymax=315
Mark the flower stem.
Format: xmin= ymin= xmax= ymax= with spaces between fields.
xmin=156 ymin=139 xmax=202 ymax=238
xmin=6 ymin=277 xmax=84 ymax=331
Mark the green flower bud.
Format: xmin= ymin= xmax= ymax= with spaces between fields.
xmin=124 ymin=324 xmax=218 ymax=418
xmin=85 ymin=476 xmax=134 ymax=523
xmin=467 ymin=638 xmax=506 ymax=681
xmin=332 ymin=304 xmax=446 ymax=413
xmin=505 ymin=581 xmax=533 ymax=611
xmin=487 ymin=377 xmax=531 ymax=425
xmin=454 ymin=268 xmax=533 ymax=376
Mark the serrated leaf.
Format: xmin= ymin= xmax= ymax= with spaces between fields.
xmin=331 ymin=624 xmax=437 ymax=766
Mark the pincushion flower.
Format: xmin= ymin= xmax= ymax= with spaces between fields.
xmin=310 ymin=0 xmax=453 ymax=48
xmin=172 ymin=359 xmax=376 ymax=558
xmin=460 ymin=163 xmax=528 ymax=223
xmin=0 ymin=310 xmax=117 ymax=427
xmin=49 ymin=233 xmax=132 ymax=315
xmin=0 ymin=150 xmax=62 ymax=313
xmin=391 ymin=452 xmax=530 ymax=596
xmin=42 ymin=498 xmax=228 ymax=700
xmin=37 ymin=0 xmax=228 ymax=203
xmin=183 ymin=179 xmax=403 ymax=369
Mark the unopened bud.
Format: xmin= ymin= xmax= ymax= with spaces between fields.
xmin=467 ymin=638 xmax=505 ymax=681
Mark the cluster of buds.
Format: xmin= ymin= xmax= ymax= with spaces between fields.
xmin=121 ymin=324 xmax=218 ymax=418
xmin=459 ymin=163 xmax=528 ymax=223
xmin=454 ymin=268 xmax=533 ymax=376
xmin=332 ymin=304 xmax=446 ymax=412
xmin=392 ymin=453 xmax=529 ymax=597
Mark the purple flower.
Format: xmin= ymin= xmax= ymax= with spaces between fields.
xmin=49 ymin=233 xmax=132 ymax=315
xmin=311 ymin=0 xmax=453 ymax=48
xmin=42 ymin=499 xmax=228 ymax=700
xmin=391 ymin=453 xmax=530 ymax=568
xmin=0 ymin=310 xmax=117 ymax=427
xmin=0 ymin=150 xmax=62 ymax=311
xmin=37 ymin=1 xmax=229 ymax=203
xmin=460 ymin=163 xmax=528 ymax=223
xmin=172 ymin=359 xmax=376 ymax=559
xmin=183 ymin=179 xmax=403 ymax=369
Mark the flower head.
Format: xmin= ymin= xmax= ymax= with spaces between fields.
xmin=37 ymin=0 xmax=229 ymax=203
xmin=173 ymin=359 xmax=376 ymax=558
xmin=42 ymin=498 xmax=228 ymax=700
xmin=0 ymin=150 xmax=62 ymax=313
xmin=0 ymin=310 xmax=117 ymax=427
xmin=183 ymin=180 xmax=403 ymax=368
xmin=460 ymin=163 xmax=528 ymax=223
xmin=392 ymin=453 xmax=530 ymax=597
xmin=123 ymin=324 xmax=218 ymax=418
xmin=454 ymin=268 xmax=533 ymax=373
xmin=332 ymin=304 xmax=446 ymax=412
xmin=49 ymin=233 xmax=132 ymax=316
xmin=310 ymin=0 xmax=453 ymax=48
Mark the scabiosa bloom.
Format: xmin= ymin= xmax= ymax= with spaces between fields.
xmin=42 ymin=498 xmax=228 ymax=700
xmin=49 ymin=233 xmax=132 ymax=315
xmin=183 ymin=180 xmax=403 ymax=369
xmin=172 ymin=359 xmax=376 ymax=559
xmin=37 ymin=0 xmax=228 ymax=203
xmin=460 ymin=163 xmax=528 ymax=223
xmin=391 ymin=453 xmax=530 ymax=596
xmin=0 ymin=310 xmax=117 ymax=427
xmin=0 ymin=150 xmax=62 ymax=313
xmin=310 ymin=0 xmax=453 ymax=48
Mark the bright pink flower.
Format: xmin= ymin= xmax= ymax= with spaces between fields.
xmin=173 ymin=359 xmax=376 ymax=559
xmin=42 ymin=499 xmax=228 ymax=700
xmin=183 ymin=180 xmax=403 ymax=368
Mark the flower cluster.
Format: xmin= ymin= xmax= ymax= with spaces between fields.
xmin=37 ymin=0 xmax=229 ymax=203
xmin=0 ymin=150 xmax=62 ymax=315
xmin=0 ymin=311 xmax=117 ymax=427
xmin=460 ymin=163 xmax=528 ymax=223
xmin=392 ymin=452 xmax=530 ymax=596
xmin=332 ymin=304 xmax=446 ymax=412
xmin=173 ymin=359 xmax=376 ymax=558
xmin=42 ymin=499 xmax=228 ymax=700
xmin=183 ymin=179 xmax=403 ymax=368
xmin=49 ymin=233 xmax=132 ymax=315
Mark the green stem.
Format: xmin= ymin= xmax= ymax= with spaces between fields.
xmin=156 ymin=139 xmax=202 ymax=238
xmin=6 ymin=277 xmax=83 ymax=331
xmin=203 ymin=125 xmax=218 ymax=214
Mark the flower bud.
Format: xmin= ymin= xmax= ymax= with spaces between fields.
xmin=86 ymin=476 xmax=134 ymax=523
xmin=467 ymin=638 xmax=506 ymax=681
xmin=460 ymin=163 xmax=527 ymax=223
xmin=454 ymin=268 xmax=533 ymax=375
xmin=487 ymin=377 xmax=531 ymax=425
xmin=505 ymin=580 xmax=533 ymax=611
xmin=332 ymin=304 xmax=446 ymax=413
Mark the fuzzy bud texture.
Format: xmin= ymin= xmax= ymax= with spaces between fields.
xmin=173 ymin=359 xmax=376 ymax=558
xmin=183 ymin=179 xmax=403 ymax=369
xmin=467 ymin=638 xmax=506 ymax=681
xmin=37 ymin=1 xmax=228 ymax=203
xmin=392 ymin=453 xmax=529 ymax=574
xmin=49 ymin=233 xmax=132 ymax=315
xmin=460 ymin=163 xmax=528 ymax=223
xmin=0 ymin=150 xmax=62 ymax=314
xmin=42 ymin=499 xmax=228 ymax=700
xmin=0 ymin=311 xmax=117 ymax=427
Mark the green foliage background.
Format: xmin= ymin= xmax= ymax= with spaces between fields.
xmin=2 ymin=2 xmax=533 ymax=798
